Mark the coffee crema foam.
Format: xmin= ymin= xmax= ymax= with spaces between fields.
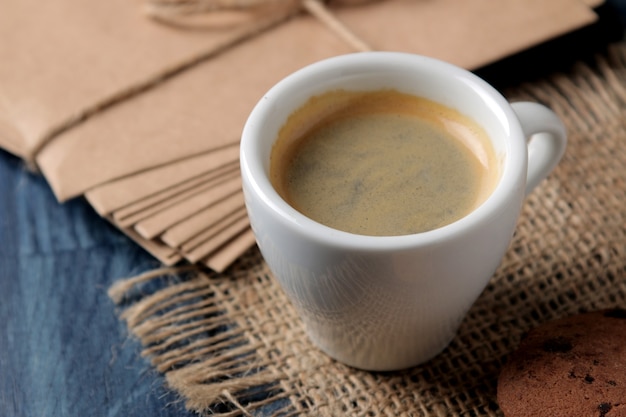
xmin=270 ymin=89 xmax=499 ymax=236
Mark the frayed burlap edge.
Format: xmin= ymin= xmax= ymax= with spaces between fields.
xmin=110 ymin=43 xmax=626 ymax=416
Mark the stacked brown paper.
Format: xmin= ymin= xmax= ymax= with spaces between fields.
xmin=0 ymin=0 xmax=601 ymax=271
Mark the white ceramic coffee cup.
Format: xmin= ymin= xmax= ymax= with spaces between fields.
xmin=240 ymin=52 xmax=566 ymax=371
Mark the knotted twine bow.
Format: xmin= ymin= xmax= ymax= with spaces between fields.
xmin=144 ymin=0 xmax=375 ymax=51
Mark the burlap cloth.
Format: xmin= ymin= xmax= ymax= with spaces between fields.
xmin=110 ymin=43 xmax=626 ymax=416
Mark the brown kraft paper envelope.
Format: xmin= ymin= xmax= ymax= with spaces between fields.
xmin=29 ymin=0 xmax=596 ymax=201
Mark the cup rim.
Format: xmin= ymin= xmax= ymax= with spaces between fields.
xmin=240 ymin=51 xmax=527 ymax=251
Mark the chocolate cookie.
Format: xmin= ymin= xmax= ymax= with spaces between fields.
xmin=497 ymin=309 xmax=626 ymax=417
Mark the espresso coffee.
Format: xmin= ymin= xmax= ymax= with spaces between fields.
xmin=270 ymin=89 xmax=499 ymax=236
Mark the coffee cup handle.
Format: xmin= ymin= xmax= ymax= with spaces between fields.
xmin=511 ymin=102 xmax=567 ymax=195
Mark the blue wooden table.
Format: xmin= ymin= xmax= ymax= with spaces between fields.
xmin=0 ymin=150 xmax=194 ymax=416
